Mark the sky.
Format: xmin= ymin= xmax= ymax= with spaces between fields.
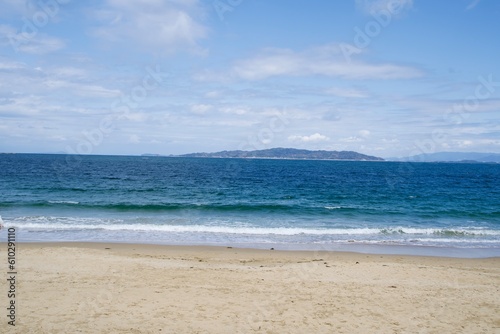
xmin=0 ymin=0 xmax=499 ymax=158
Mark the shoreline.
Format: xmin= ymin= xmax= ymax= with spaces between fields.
xmin=1 ymin=241 xmax=499 ymax=333
xmin=11 ymin=241 xmax=500 ymax=265
xmin=12 ymin=239 xmax=500 ymax=259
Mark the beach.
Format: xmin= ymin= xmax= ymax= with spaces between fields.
xmin=1 ymin=243 xmax=499 ymax=333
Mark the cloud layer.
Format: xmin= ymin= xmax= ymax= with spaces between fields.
xmin=231 ymin=46 xmax=423 ymax=81
xmin=0 ymin=0 xmax=498 ymax=158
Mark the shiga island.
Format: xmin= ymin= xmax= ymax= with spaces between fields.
xmin=174 ymin=147 xmax=385 ymax=160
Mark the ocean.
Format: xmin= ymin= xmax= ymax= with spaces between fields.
xmin=1 ymin=154 xmax=499 ymax=257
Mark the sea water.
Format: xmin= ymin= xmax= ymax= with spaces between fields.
xmin=1 ymin=154 xmax=499 ymax=257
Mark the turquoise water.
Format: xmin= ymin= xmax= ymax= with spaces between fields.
xmin=1 ymin=154 xmax=499 ymax=254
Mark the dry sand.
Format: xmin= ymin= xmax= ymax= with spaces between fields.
xmin=1 ymin=242 xmax=499 ymax=333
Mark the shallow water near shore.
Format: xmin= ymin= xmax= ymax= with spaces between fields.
xmin=1 ymin=153 xmax=499 ymax=257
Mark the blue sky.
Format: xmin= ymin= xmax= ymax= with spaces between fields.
xmin=0 ymin=0 xmax=499 ymax=158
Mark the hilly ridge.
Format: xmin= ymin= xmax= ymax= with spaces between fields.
xmin=176 ymin=148 xmax=384 ymax=161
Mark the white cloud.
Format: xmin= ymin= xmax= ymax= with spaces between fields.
xmin=129 ymin=134 xmax=141 ymax=143
xmin=0 ymin=59 xmax=124 ymax=101
xmin=219 ymin=106 xmax=248 ymax=115
xmin=0 ymin=58 xmax=26 ymax=71
xmin=123 ymin=112 xmax=147 ymax=122
xmin=6 ymin=35 xmax=65 ymax=55
xmin=340 ymin=136 xmax=364 ymax=143
xmin=190 ymin=104 xmax=212 ymax=114
xmin=355 ymin=0 xmax=414 ymax=17
xmin=43 ymin=79 xmax=121 ymax=98
xmin=1 ymin=23 xmax=65 ymax=54
xmin=0 ymin=24 xmax=16 ymax=40
xmin=331 ymin=129 xmax=373 ymax=146
xmin=204 ymin=90 xmax=221 ymax=98
xmin=358 ymin=129 xmax=371 ymax=138
xmin=17 ymin=34 xmax=65 ymax=54
xmin=48 ymin=67 xmax=88 ymax=79
xmin=288 ymin=133 xmax=330 ymax=143
xmin=231 ymin=45 xmax=423 ymax=80
xmin=91 ymin=0 xmax=208 ymax=55
xmin=457 ymin=139 xmax=473 ymax=148
xmin=0 ymin=95 xmax=44 ymax=116
xmin=325 ymin=87 xmax=368 ymax=98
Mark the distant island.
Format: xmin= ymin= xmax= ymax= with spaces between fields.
xmin=393 ymin=152 xmax=500 ymax=163
xmin=168 ymin=148 xmax=384 ymax=161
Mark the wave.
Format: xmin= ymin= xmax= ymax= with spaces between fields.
xmin=2 ymin=201 xmax=498 ymax=222
xmin=48 ymin=200 xmax=80 ymax=205
xmin=379 ymin=227 xmax=500 ymax=236
xmin=0 ymin=201 xmax=329 ymax=214
xmin=5 ymin=218 xmax=500 ymax=237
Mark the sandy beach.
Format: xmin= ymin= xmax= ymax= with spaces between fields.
xmin=1 ymin=243 xmax=499 ymax=333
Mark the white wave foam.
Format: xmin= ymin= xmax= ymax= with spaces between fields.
xmin=6 ymin=222 xmax=380 ymax=235
xmin=403 ymin=238 xmax=500 ymax=244
xmin=381 ymin=227 xmax=500 ymax=236
xmin=48 ymin=200 xmax=80 ymax=205
xmin=4 ymin=217 xmax=500 ymax=237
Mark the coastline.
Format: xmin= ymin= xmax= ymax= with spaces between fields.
xmin=1 ymin=242 xmax=499 ymax=333
xmin=13 ymin=237 xmax=500 ymax=258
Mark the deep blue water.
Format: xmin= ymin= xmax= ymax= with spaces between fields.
xmin=1 ymin=154 xmax=499 ymax=254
